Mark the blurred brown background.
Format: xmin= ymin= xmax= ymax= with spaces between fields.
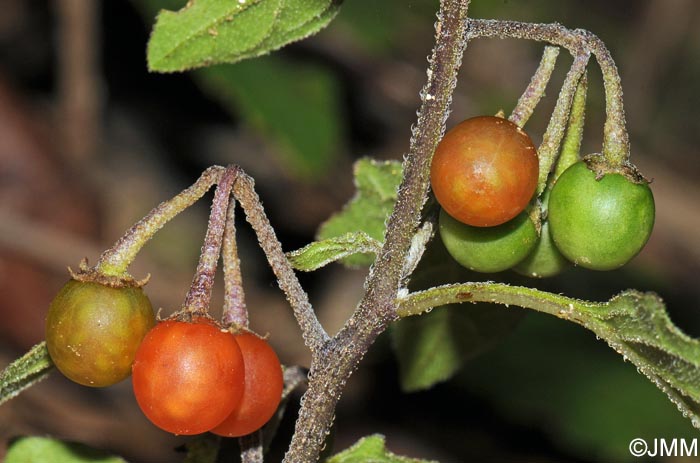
xmin=0 ymin=0 xmax=699 ymax=461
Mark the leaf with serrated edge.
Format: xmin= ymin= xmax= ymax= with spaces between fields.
xmin=287 ymin=232 xmax=382 ymax=272
xmin=317 ymin=159 xmax=403 ymax=267
xmin=148 ymin=0 xmax=281 ymax=72
xmin=0 ymin=342 xmax=53 ymax=406
xmin=326 ymin=435 xmax=437 ymax=463
xmin=6 ymin=436 xmax=126 ymax=463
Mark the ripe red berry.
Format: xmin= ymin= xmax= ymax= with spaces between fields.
xmin=131 ymin=319 xmax=245 ymax=435
xmin=431 ymin=115 xmax=538 ymax=227
xmin=211 ymin=332 xmax=284 ymax=437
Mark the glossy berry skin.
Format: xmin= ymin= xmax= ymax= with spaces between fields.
xmin=439 ymin=208 xmax=537 ymax=273
xmin=46 ymin=280 xmax=155 ymax=387
xmin=211 ymin=333 xmax=284 ymax=437
xmin=431 ymin=116 xmax=538 ymax=227
xmin=132 ymin=320 xmax=245 ymax=435
xmin=513 ymin=220 xmax=569 ymax=278
xmin=548 ymin=161 xmax=655 ymax=270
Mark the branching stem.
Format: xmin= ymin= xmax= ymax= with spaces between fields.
xmin=183 ymin=167 xmax=238 ymax=313
xmin=96 ymin=166 xmax=226 ymax=277
xmin=509 ymin=46 xmax=560 ymax=128
xmin=233 ymin=174 xmax=329 ymax=352
xmin=467 ymin=19 xmax=630 ymax=166
xmin=283 ymin=1 xmax=471 ymax=461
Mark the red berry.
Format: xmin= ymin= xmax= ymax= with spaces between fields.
xmin=211 ymin=332 xmax=283 ymax=437
xmin=131 ymin=319 xmax=245 ymax=435
xmin=431 ymin=116 xmax=538 ymax=227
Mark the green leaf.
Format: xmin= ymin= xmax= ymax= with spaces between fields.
xmin=0 ymin=342 xmax=53 ymax=406
xmin=240 ymin=0 xmax=341 ymax=59
xmin=326 ymin=435 xmax=436 ymax=463
xmin=392 ymin=238 xmax=524 ymax=391
xmin=196 ymin=56 xmax=342 ymax=179
xmin=148 ymin=0 xmax=278 ymax=72
xmin=6 ymin=436 xmax=126 ymax=463
xmin=317 ymin=158 xmax=403 ymax=267
xmin=287 ymin=232 xmax=382 ymax=271
xmin=147 ymin=0 xmax=340 ymax=72
xmin=398 ymin=282 xmax=700 ymax=431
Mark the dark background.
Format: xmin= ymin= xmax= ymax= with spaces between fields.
xmin=1 ymin=0 xmax=699 ymax=461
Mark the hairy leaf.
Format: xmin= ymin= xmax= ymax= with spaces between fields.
xmin=317 ymin=158 xmax=403 ymax=267
xmin=398 ymin=282 xmax=700 ymax=430
xmin=147 ymin=0 xmax=340 ymax=72
xmin=6 ymin=436 xmax=126 ymax=463
xmin=287 ymin=232 xmax=382 ymax=271
xmin=0 ymin=342 xmax=53 ymax=406
xmin=326 ymin=435 xmax=436 ymax=463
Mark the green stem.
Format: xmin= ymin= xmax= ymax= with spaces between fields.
xmin=509 ymin=46 xmax=560 ymax=128
xmin=96 ymin=166 xmax=226 ymax=277
xmin=535 ymin=51 xmax=590 ymax=195
xmin=580 ymin=31 xmax=630 ymax=166
xmin=397 ymin=282 xmax=602 ymax=324
xmin=552 ymin=71 xmax=588 ymax=182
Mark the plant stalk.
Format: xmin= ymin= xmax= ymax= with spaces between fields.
xmin=282 ymin=0 xmax=472 ymax=461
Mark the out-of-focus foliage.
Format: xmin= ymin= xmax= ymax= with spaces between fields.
xmin=196 ymin=57 xmax=343 ymax=180
xmin=461 ymin=313 xmax=699 ymax=462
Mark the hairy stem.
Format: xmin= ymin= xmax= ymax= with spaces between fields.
xmin=233 ymin=174 xmax=329 ymax=352
xmin=467 ymin=19 xmax=630 ymax=167
xmin=581 ymin=31 xmax=629 ymax=166
xmin=509 ymin=46 xmax=560 ymax=128
xmin=239 ymin=431 xmax=263 ymax=463
xmin=397 ymin=282 xmax=602 ymax=321
xmin=183 ymin=167 xmax=238 ymax=313
xmin=283 ymin=1 xmax=472 ymax=461
xmin=96 ymin=166 xmax=225 ymax=277
xmin=535 ymin=51 xmax=590 ymax=195
xmin=222 ymin=199 xmax=248 ymax=327
xmin=553 ymin=72 xmax=588 ymax=182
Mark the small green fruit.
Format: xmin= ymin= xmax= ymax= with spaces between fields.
xmin=439 ymin=208 xmax=538 ymax=273
xmin=548 ymin=160 xmax=655 ymax=270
